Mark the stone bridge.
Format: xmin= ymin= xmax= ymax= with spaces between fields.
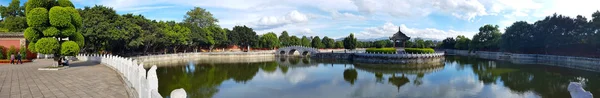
xmin=277 ymin=46 xmax=320 ymax=56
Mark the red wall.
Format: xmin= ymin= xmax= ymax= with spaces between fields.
xmin=0 ymin=40 xmax=21 ymax=49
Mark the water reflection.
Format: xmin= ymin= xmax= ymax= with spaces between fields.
xmin=155 ymin=56 xmax=600 ymax=98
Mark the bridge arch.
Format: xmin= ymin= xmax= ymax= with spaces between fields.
xmin=277 ymin=46 xmax=320 ymax=56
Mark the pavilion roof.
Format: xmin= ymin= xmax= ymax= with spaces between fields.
xmin=389 ymin=27 xmax=410 ymax=41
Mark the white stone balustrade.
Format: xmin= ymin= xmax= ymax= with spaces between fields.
xmin=77 ymin=54 xmax=183 ymax=98
xmin=354 ymin=52 xmax=445 ymax=59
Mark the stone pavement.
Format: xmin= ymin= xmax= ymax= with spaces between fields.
xmin=0 ymin=60 xmax=129 ymax=98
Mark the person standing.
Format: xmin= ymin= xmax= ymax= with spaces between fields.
xmin=16 ymin=53 xmax=22 ymax=64
xmin=10 ymin=54 xmax=15 ymax=64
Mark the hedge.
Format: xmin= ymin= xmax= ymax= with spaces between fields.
xmin=35 ymin=38 xmax=59 ymax=54
xmin=366 ymin=48 xmax=396 ymax=54
xmin=7 ymin=46 xmax=16 ymax=60
xmin=404 ymin=48 xmax=435 ymax=54
xmin=43 ymin=27 xmax=59 ymax=37
xmin=60 ymin=41 xmax=79 ymax=56
xmin=26 ymin=8 xmax=48 ymax=27
xmin=49 ymin=6 xmax=71 ymax=28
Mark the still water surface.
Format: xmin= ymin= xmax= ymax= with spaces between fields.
xmin=156 ymin=56 xmax=600 ymax=98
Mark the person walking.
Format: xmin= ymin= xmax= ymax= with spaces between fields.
xmin=16 ymin=53 xmax=22 ymax=64
xmin=10 ymin=54 xmax=15 ymax=64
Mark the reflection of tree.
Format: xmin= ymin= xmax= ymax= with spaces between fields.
xmin=375 ymin=72 xmax=383 ymax=83
xmin=157 ymin=62 xmax=263 ymax=98
xmin=344 ymin=69 xmax=358 ymax=85
xmin=289 ymin=57 xmax=300 ymax=65
xmin=260 ymin=62 xmax=278 ymax=73
xmin=413 ymin=73 xmax=424 ymax=86
xmin=302 ymin=58 xmax=310 ymax=64
xmin=388 ymin=74 xmax=409 ymax=91
xmin=279 ymin=65 xmax=289 ymax=74
xmin=446 ymin=56 xmax=600 ymax=98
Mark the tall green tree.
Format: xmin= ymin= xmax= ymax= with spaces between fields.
xmin=0 ymin=0 xmax=27 ymax=32
xmin=80 ymin=5 xmax=121 ymax=52
xmin=260 ymin=32 xmax=279 ymax=49
xmin=158 ymin=21 xmax=191 ymax=53
xmin=454 ymin=35 xmax=470 ymax=50
xmin=229 ymin=25 xmax=257 ymax=48
xmin=441 ymin=37 xmax=456 ymax=49
xmin=414 ymin=38 xmax=425 ymax=48
xmin=289 ymin=36 xmax=301 ymax=46
xmin=301 ymin=36 xmax=311 ymax=47
xmin=335 ymin=41 xmax=344 ymax=48
xmin=501 ymin=21 xmax=534 ymax=53
xmin=212 ymin=26 xmax=228 ymax=48
xmin=279 ymin=31 xmax=290 ymax=47
xmin=311 ymin=36 xmax=324 ymax=48
xmin=183 ymin=7 xmax=218 ymax=28
xmin=343 ymin=33 xmax=357 ymax=50
xmin=321 ymin=36 xmax=335 ymax=48
xmin=470 ymin=24 xmax=502 ymax=51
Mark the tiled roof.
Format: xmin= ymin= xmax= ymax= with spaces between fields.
xmin=0 ymin=32 xmax=24 ymax=37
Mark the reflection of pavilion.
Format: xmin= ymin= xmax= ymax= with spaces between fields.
xmin=388 ymin=74 xmax=410 ymax=91
xmin=353 ymin=62 xmax=444 ymax=75
xmin=276 ymin=57 xmax=319 ymax=68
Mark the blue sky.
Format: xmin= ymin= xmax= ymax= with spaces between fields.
xmin=5 ymin=0 xmax=600 ymax=40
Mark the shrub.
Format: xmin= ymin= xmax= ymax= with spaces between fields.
xmin=60 ymin=25 xmax=76 ymax=36
xmin=60 ymin=41 xmax=79 ymax=56
xmin=49 ymin=6 xmax=71 ymax=28
xmin=24 ymin=27 xmax=41 ymax=42
xmin=404 ymin=48 xmax=435 ymax=54
xmin=26 ymin=8 xmax=48 ymax=27
xmin=35 ymin=38 xmax=59 ymax=54
xmin=7 ymin=46 xmax=16 ymax=59
xmin=43 ymin=27 xmax=59 ymax=37
xmin=28 ymin=42 xmax=37 ymax=53
xmin=70 ymin=32 xmax=84 ymax=47
xmin=19 ymin=45 xmax=27 ymax=59
xmin=25 ymin=0 xmax=50 ymax=14
xmin=366 ymin=48 xmax=396 ymax=54
xmin=57 ymin=0 xmax=74 ymax=7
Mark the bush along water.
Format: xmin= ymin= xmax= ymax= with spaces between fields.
xmin=404 ymin=48 xmax=435 ymax=54
xmin=366 ymin=48 xmax=396 ymax=54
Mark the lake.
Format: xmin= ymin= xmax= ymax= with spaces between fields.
xmin=155 ymin=56 xmax=600 ymax=98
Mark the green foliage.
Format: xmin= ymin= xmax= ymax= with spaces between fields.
xmin=501 ymin=21 xmax=534 ymax=53
xmin=57 ymin=0 xmax=74 ymax=7
xmin=441 ymin=37 xmax=456 ymax=49
xmin=1 ymin=0 xmax=25 ymax=18
xmin=454 ymin=35 xmax=470 ymax=50
xmin=279 ymin=31 xmax=290 ymax=47
xmin=65 ymin=7 xmax=82 ymax=28
xmin=260 ymin=32 xmax=279 ymax=49
xmin=301 ymin=36 xmax=311 ymax=47
xmin=60 ymin=24 xmax=76 ymax=36
xmin=25 ymin=0 xmax=50 ymax=14
xmin=184 ymin=7 xmax=218 ymax=28
xmin=229 ymin=25 xmax=257 ymax=47
xmin=79 ymin=5 xmax=123 ymax=52
xmin=68 ymin=32 xmax=85 ymax=47
xmin=26 ymin=8 xmax=48 ymax=27
xmin=19 ymin=45 xmax=26 ymax=59
xmin=28 ymin=42 xmax=37 ymax=53
xmin=35 ymin=38 xmax=59 ymax=54
xmin=7 ymin=45 xmax=16 ymax=59
xmin=321 ymin=36 xmax=335 ymax=48
xmin=24 ymin=27 xmax=41 ymax=42
xmin=343 ymin=33 xmax=357 ymax=50
xmin=42 ymin=27 xmax=59 ymax=36
xmin=60 ymin=41 xmax=79 ymax=56
xmin=311 ymin=36 xmax=324 ymax=48
xmin=335 ymin=41 xmax=343 ymax=48
xmin=366 ymin=48 xmax=396 ymax=54
xmin=2 ymin=16 xmax=28 ymax=32
xmin=405 ymin=48 xmax=435 ymax=54
xmin=343 ymin=69 xmax=358 ymax=85
xmin=289 ymin=36 xmax=301 ymax=46
xmin=470 ymin=24 xmax=501 ymax=51
xmin=210 ymin=26 xmax=228 ymax=47
xmin=0 ymin=48 xmax=4 ymax=59
xmin=374 ymin=40 xmax=389 ymax=48
xmin=49 ymin=6 xmax=71 ymax=27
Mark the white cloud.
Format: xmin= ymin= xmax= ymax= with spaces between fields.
xmin=245 ymin=10 xmax=310 ymax=30
xmin=357 ymin=22 xmax=477 ymax=40
xmin=330 ymin=11 xmax=367 ymax=20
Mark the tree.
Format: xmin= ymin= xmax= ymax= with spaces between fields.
xmin=414 ymin=38 xmax=425 ymax=48
xmin=158 ymin=21 xmax=191 ymax=53
xmin=2 ymin=16 xmax=27 ymax=32
xmin=6 ymin=45 xmax=16 ymax=59
xmin=0 ymin=0 xmax=27 ymax=32
xmin=212 ymin=26 xmax=228 ymax=48
xmin=471 ymin=24 xmax=502 ymax=51
xmin=322 ymin=36 xmax=335 ymax=48
xmin=80 ymin=5 xmax=120 ymax=52
xmin=455 ymin=35 xmax=470 ymax=50
xmin=60 ymin=41 xmax=79 ymax=56
xmin=0 ymin=0 xmax=25 ymax=18
xmin=229 ymin=25 xmax=257 ymax=48
xmin=260 ymin=32 xmax=279 ymax=49
xmin=311 ymin=36 xmax=324 ymax=48
xmin=335 ymin=41 xmax=343 ymax=48
xmin=374 ymin=40 xmax=388 ymax=48
xmin=301 ymin=36 xmax=311 ymax=47
xmin=343 ymin=33 xmax=357 ymax=50
xmin=501 ymin=21 xmax=534 ymax=53
xmin=442 ymin=37 xmax=456 ymax=49
xmin=279 ymin=31 xmax=290 ymax=47
xmin=184 ymin=7 xmax=218 ymax=28
xmin=424 ymin=40 xmax=434 ymax=48
xmin=24 ymin=0 xmax=83 ymax=63
xmin=290 ymin=36 xmax=301 ymax=46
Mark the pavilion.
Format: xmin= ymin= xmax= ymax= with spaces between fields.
xmin=389 ymin=27 xmax=410 ymax=48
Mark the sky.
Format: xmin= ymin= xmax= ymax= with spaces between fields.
xmin=5 ymin=0 xmax=600 ymax=40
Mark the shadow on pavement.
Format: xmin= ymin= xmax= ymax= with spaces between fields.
xmin=69 ymin=61 xmax=100 ymax=67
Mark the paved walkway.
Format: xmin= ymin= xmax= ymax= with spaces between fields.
xmin=0 ymin=60 xmax=129 ymax=98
